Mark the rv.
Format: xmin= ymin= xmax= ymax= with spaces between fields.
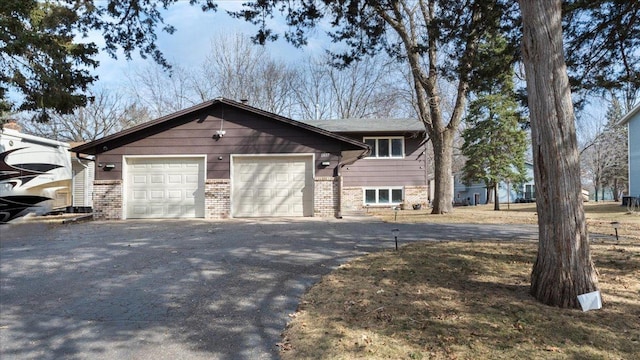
xmin=0 ymin=128 xmax=72 ymax=223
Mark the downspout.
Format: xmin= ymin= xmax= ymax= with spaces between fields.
xmin=75 ymin=152 xmax=95 ymax=162
xmin=335 ymin=153 xmax=343 ymax=219
xmin=337 ymin=146 xmax=370 ymax=218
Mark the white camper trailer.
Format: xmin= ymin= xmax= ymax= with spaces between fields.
xmin=0 ymin=128 xmax=72 ymax=223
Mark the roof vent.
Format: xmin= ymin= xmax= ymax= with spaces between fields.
xmin=240 ymin=98 xmax=248 ymax=104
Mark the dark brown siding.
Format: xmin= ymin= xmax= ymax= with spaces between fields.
xmin=94 ymin=107 xmax=345 ymax=180
xmin=340 ymin=134 xmax=427 ymax=187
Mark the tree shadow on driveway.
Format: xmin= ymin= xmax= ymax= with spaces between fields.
xmin=0 ymin=218 xmax=538 ymax=359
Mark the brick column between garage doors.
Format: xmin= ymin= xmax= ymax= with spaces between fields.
xmin=314 ymin=176 xmax=340 ymax=217
xmin=205 ymin=179 xmax=230 ymax=219
xmin=92 ymin=180 xmax=122 ymax=220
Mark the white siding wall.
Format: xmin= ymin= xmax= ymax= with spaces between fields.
xmin=629 ymin=114 xmax=640 ymax=197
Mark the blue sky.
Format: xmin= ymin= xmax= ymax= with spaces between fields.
xmin=90 ymin=1 xmax=327 ymax=91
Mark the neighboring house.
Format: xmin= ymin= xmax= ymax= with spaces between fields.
xmin=619 ymin=103 xmax=640 ymax=201
xmin=300 ymin=118 xmax=429 ymax=212
xmin=69 ymin=143 xmax=95 ymax=213
xmin=453 ymin=163 xmax=535 ymax=205
xmin=69 ymin=98 xmax=369 ymax=220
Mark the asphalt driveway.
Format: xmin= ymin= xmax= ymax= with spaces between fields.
xmin=0 ymin=217 xmax=538 ymax=360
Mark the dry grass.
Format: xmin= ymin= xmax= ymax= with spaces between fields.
xmin=280 ymin=202 xmax=640 ymax=359
xmin=371 ymin=202 xmax=640 ymax=241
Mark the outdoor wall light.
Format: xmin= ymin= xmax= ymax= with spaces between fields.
xmin=213 ymin=130 xmax=226 ymax=140
xmin=321 ymin=161 xmax=331 ymax=167
xmin=104 ymin=164 xmax=115 ymax=171
xmin=391 ymin=228 xmax=400 ymax=251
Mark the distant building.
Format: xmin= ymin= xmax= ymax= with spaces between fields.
xmin=619 ymin=104 xmax=640 ymax=202
xmin=453 ymin=163 xmax=535 ymax=205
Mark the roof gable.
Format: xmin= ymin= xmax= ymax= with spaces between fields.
xmin=70 ymin=98 xmax=368 ymax=154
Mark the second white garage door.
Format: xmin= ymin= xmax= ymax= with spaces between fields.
xmin=232 ymin=155 xmax=313 ymax=217
xmin=125 ymin=157 xmax=205 ymax=219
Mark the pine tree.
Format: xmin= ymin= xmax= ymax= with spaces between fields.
xmin=601 ymin=97 xmax=629 ymax=201
xmin=461 ymin=57 xmax=528 ymax=211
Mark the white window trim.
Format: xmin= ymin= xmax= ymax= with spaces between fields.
xmin=363 ymin=136 xmax=405 ymax=159
xmin=363 ymin=187 xmax=404 ymax=205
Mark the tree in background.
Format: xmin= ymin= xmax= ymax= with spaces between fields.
xmin=1 ymin=0 xmax=97 ymax=122
xmin=600 ymin=97 xmax=629 ymax=201
xmin=199 ymin=33 xmax=298 ymax=116
xmin=124 ymin=32 xmax=408 ymax=121
xmin=19 ymin=89 xmax=149 ymax=142
xmin=125 ymin=64 xmax=202 ymax=119
xmin=291 ymin=54 xmax=407 ymax=120
xmin=461 ymin=69 xmax=528 ymax=211
xmin=579 ymin=96 xmax=630 ymax=202
xmin=1 ymin=0 xmax=218 ymax=122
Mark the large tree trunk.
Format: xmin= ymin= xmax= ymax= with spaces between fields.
xmin=494 ymin=184 xmax=500 ymax=211
xmin=430 ymin=128 xmax=455 ymax=214
xmin=519 ymin=0 xmax=599 ymax=308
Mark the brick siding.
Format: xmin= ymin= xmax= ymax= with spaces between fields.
xmin=314 ymin=176 xmax=340 ymax=217
xmin=205 ymin=179 xmax=230 ymax=219
xmin=403 ymin=185 xmax=429 ymax=208
xmin=341 ymin=185 xmax=429 ymax=212
xmin=92 ymin=180 xmax=122 ymax=220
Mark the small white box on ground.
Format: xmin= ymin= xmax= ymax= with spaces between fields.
xmin=577 ymin=290 xmax=602 ymax=312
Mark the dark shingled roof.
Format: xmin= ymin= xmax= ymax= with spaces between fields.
xmin=298 ymin=118 xmax=425 ymax=133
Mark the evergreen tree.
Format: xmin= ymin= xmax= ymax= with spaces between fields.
xmin=461 ymin=49 xmax=528 ymax=211
xmin=0 ymin=0 xmax=217 ymax=122
xmin=601 ymin=97 xmax=629 ymax=201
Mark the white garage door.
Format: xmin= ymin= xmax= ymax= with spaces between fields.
xmin=126 ymin=157 xmax=205 ymax=219
xmin=232 ymin=156 xmax=313 ymax=217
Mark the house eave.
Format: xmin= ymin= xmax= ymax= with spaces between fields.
xmin=618 ymin=103 xmax=640 ymax=126
xmin=69 ymin=98 xmax=369 ymax=155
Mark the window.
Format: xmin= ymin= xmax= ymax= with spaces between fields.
xmin=364 ymin=188 xmax=403 ymax=205
xmin=525 ymin=185 xmax=536 ymax=200
xmin=364 ymin=137 xmax=404 ymax=158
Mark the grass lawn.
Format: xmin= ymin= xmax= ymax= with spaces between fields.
xmin=279 ymin=202 xmax=640 ymax=359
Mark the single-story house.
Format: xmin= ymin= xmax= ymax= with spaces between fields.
xmin=619 ymin=103 xmax=640 ymax=201
xmin=453 ymin=163 xmax=535 ymax=205
xmin=69 ymin=98 xmax=370 ymax=220
xmin=299 ymin=118 xmax=429 ymax=212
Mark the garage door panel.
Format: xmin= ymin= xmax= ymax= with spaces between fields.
xmin=232 ymin=156 xmax=312 ymax=217
xmin=150 ymin=175 xmax=164 ymax=184
xmin=133 ymin=175 xmax=147 ymax=184
xmin=168 ymin=174 xmax=182 ymax=184
xmin=185 ymin=174 xmax=199 ymax=184
xmin=126 ymin=157 xmax=204 ymax=219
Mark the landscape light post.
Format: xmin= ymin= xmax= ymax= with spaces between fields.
xmin=611 ymin=221 xmax=619 ymax=241
xmin=391 ymin=228 xmax=399 ymax=251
